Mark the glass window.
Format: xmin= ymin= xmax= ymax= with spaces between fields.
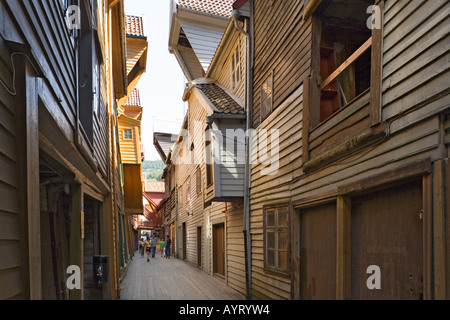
xmin=264 ymin=205 xmax=289 ymax=274
xmin=123 ymin=129 xmax=132 ymax=140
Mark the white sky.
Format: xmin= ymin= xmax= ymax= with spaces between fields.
xmin=124 ymin=0 xmax=186 ymax=161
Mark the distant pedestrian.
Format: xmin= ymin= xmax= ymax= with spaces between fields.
xmin=138 ymin=237 xmax=145 ymax=257
xmin=165 ymin=235 xmax=172 ymax=259
xmin=151 ymin=233 xmax=158 ymax=258
xmin=160 ymin=238 xmax=166 ymax=257
xmin=145 ymin=236 xmax=151 ymax=262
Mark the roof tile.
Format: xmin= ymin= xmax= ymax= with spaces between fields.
xmin=125 ymin=88 xmax=141 ymax=107
xmin=196 ymin=83 xmax=245 ymax=115
xmin=177 ymin=0 xmax=234 ymax=18
xmin=126 ymin=15 xmax=145 ymax=37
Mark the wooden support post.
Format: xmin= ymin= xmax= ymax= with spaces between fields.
xmin=15 ymin=57 xmax=41 ymax=299
xmin=69 ymin=183 xmax=83 ymax=300
xmin=100 ymin=195 xmax=113 ymax=300
xmin=423 ymin=174 xmax=433 ymax=300
xmin=337 ymin=196 xmax=351 ymax=300
xmin=433 ymin=160 xmax=446 ymax=299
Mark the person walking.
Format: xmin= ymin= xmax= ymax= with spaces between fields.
xmin=165 ymin=235 xmax=172 ymax=259
xmin=151 ymin=233 xmax=158 ymax=258
xmin=138 ymin=237 xmax=144 ymax=257
xmin=160 ymin=237 xmax=166 ymax=257
xmin=145 ymin=236 xmax=151 ymax=262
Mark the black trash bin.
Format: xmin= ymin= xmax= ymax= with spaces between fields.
xmin=93 ymin=255 xmax=109 ymax=286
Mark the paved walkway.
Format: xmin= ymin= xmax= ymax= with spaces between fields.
xmin=119 ymin=251 xmax=245 ymax=300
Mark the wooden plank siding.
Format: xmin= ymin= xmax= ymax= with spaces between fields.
xmin=4 ymin=0 xmax=77 ymax=128
xmin=253 ymin=0 xmax=310 ymax=128
xmin=0 ymin=59 xmax=22 ymax=299
xmin=250 ymin=0 xmax=449 ymax=300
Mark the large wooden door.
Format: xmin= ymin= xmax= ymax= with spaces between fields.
xmin=300 ymin=202 xmax=337 ymax=300
xmin=213 ymin=223 xmax=225 ymax=277
xmin=351 ymin=180 xmax=423 ymax=300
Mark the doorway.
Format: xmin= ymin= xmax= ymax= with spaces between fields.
xmin=213 ymin=223 xmax=225 ymax=278
xmin=351 ymin=180 xmax=423 ymax=300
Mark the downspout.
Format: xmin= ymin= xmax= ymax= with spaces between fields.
xmin=232 ymin=7 xmax=252 ymax=300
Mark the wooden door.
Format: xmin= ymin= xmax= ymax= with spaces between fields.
xmin=213 ymin=223 xmax=225 ymax=277
xmin=197 ymin=227 xmax=202 ymax=267
xmin=351 ymin=180 xmax=423 ymax=300
xmin=300 ymin=202 xmax=337 ymax=300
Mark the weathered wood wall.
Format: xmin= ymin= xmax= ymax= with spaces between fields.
xmin=250 ymin=0 xmax=449 ymax=299
xmin=253 ymin=0 xmax=310 ymax=128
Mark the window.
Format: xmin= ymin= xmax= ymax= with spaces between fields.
xmin=264 ymin=206 xmax=289 ymax=274
xmin=318 ymin=7 xmax=372 ymax=122
xmin=302 ymin=0 xmax=383 ymax=168
xmin=123 ymin=129 xmax=132 ymax=140
xmin=261 ymin=72 xmax=274 ymax=120
xmin=186 ymin=178 xmax=191 ymax=203
xmin=231 ymin=43 xmax=241 ymax=89
xmin=196 ymin=167 xmax=202 ymax=194
xmin=205 ymin=128 xmax=214 ymax=187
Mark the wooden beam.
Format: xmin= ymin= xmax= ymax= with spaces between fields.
xmin=433 ymin=160 xmax=446 ymax=299
xmin=303 ymin=0 xmax=323 ymax=21
xmin=336 ymin=196 xmax=351 ymax=300
xmin=321 ymin=37 xmax=373 ymax=90
xmin=69 ymin=183 xmax=83 ymax=300
xmin=423 ymin=174 xmax=433 ymax=300
xmin=15 ymin=57 xmax=41 ymax=299
xmin=370 ymin=1 xmax=384 ymax=127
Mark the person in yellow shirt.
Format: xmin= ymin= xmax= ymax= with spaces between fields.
xmin=145 ymin=236 xmax=151 ymax=262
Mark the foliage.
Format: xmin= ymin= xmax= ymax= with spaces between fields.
xmin=142 ymin=160 xmax=165 ymax=182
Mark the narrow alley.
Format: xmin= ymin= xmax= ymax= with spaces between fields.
xmin=119 ymin=252 xmax=245 ymax=300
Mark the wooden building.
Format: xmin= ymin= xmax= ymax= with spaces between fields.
xmin=245 ymin=0 xmax=450 ymax=300
xmin=165 ymin=0 xmax=450 ymax=300
xmin=0 ymin=0 xmax=136 ymax=300
xmin=117 ymin=15 xmax=148 ymax=271
xmin=165 ymin=0 xmax=250 ymax=296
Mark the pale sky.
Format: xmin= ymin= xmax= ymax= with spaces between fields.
xmin=125 ymin=0 xmax=186 ymax=161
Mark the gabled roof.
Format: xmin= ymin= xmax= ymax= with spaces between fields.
xmin=169 ymin=0 xmax=230 ymax=80
xmin=196 ymin=83 xmax=245 ymax=115
xmin=154 ymin=132 xmax=178 ymax=162
xmin=177 ymin=0 xmax=234 ymax=18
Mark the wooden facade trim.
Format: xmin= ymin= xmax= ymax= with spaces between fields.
xmin=15 ymin=57 xmax=41 ymax=299
xmin=336 ymin=196 xmax=351 ymax=300
xmin=303 ymin=122 xmax=387 ymax=172
xmin=337 ymin=158 xmax=432 ymax=196
xmin=433 ymin=160 xmax=447 ymax=299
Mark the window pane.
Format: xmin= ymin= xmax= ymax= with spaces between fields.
xmin=278 ymin=251 xmax=287 ymax=270
xmin=266 ymin=210 xmax=275 ymax=227
xmin=266 ymin=231 xmax=275 ymax=249
xmin=278 ymin=210 xmax=288 ymax=227
xmin=278 ymin=231 xmax=288 ymax=250
xmin=267 ymin=249 xmax=275 ymax=267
